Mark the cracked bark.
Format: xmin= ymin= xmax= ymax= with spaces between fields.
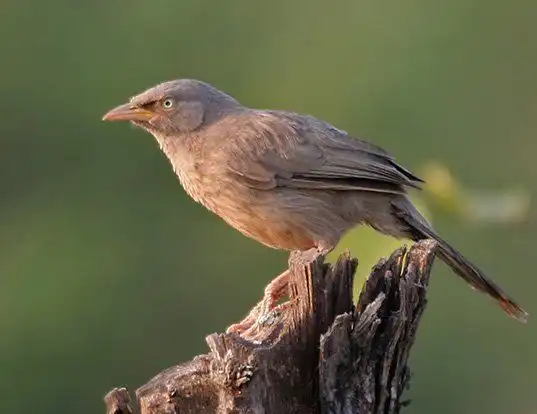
xmin=104 ymin=239 xmax=438 ymax=414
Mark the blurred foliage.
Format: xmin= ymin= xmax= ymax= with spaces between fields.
xmin=421 ymin=161 xmax=531 ymax=224
xmin=1 ymin=1 xmax=537 ymax=413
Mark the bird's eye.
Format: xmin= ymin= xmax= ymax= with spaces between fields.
xmin=162 ymin=98 xmax=174 ymax=109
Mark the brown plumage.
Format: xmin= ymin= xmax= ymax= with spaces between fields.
xmin=103 ymin=79 xmax=528 ymax=324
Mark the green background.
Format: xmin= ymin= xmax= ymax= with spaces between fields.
xmin=1 ymin=1 xmax=536 ymax=413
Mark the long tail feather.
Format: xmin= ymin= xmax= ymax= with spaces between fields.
xmin=392 ymin=201 xmax=528 ymax=323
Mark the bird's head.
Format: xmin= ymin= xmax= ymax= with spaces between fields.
xmin=102 ymin=79 xmax=241 ymax=136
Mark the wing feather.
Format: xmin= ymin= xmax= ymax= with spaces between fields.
xmin=224 ymin=110 xmax=423 ymax=194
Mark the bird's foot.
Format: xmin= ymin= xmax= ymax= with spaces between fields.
xmin=226 ymin=308 xmax=260 ymax=334
xmin=226 ymin=270 xmax=290 ymax=335
xmin=226 ymin=248 xmax=330 ymax=335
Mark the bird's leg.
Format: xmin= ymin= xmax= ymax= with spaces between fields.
xmin=226 ymin=269 xmax=290 ymax=334
xmin=254 ymin=245 xmax=329 ymax=316
xmin=257 ymin=269 xmax=290 ymax=316
xmin=226 ymin=246 xmax=331 ymax=334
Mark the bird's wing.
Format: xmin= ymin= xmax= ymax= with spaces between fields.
xmin=224 ymin=111 xmax=423 ymax=194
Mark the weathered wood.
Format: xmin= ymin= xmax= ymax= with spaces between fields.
xmin=104 ymin=240 xmax=438 ymax=414
xmin=104 ymin=387 xmax=132 ymax=414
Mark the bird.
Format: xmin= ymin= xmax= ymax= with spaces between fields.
xmin=102 ymin=79 xmax=528 ymax=330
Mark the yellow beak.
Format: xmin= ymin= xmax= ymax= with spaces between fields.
xmin=102 ymin=102 xmax=154 ymax=122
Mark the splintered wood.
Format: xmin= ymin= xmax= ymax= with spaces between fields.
xmin=105 ymin=240 xmax=437 ymax=414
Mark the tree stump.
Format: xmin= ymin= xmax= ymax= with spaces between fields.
xmin=104 ymin=239 xmax=438 ymax=414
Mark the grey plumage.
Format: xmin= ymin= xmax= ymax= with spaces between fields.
xmin=103 ymin=79 xmax=528 ymax=323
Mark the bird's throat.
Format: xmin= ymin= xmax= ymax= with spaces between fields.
xmin=150 ymin=131 xmax=204 ymax=205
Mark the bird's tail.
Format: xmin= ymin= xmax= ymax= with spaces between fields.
xmin=391 ymin=200 xmax=528 ymax=323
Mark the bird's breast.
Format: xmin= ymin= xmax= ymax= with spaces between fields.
xmin=173 ymin=165 xmax=204 ymax=204
xmin=172 ymin=160 xmax=240 ymax=214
